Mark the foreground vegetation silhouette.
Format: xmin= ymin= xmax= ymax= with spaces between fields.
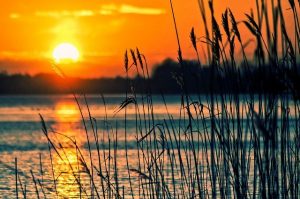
xmin=12 ymin=0 xmax=300 ymax=198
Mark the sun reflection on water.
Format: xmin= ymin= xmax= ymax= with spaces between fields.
xmin=55 ymin=102 xmax=81 ymax=122
xmin=51 ymin=101 xmax=88 ymax=198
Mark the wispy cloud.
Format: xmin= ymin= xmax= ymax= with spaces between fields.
xmin=31 ymin=4 xmax=165 ymax=18
xmin=9 ymin=13 xmax=21 ymax=19
xmin=0 ymin=51 xmax=49 ymax=60
xmin=119 ymin=4 xmax=165 ymax=15
xmin=100 ymin=4 xmax=166 ymax=15
xmin=35 ymin=10 xmax=95 ymax=18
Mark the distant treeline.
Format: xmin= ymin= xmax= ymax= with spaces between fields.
xmin=0 ymin=58 xmax=299 ymax=95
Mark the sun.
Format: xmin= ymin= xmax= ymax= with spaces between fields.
xmin=53 ymin=43 xmax=80 ymax=63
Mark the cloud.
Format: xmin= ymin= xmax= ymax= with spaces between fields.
xmin=9 ymin=13 xmax=21 ymax=19
xmin=35 ymin=10 xmax=95 ymax=18
xmin=0 ymin=51 xmax=49 ymax=60
xmin=100 ymin=4 xmax=166 ymax=16
xmin=33 ymin=4 xmax=165 ymax=18
xmin=119 ymin=5 xmax=165 ymax=15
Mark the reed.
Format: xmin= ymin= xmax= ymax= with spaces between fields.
xmin=10 ymin=0 xmax=300 ymax=198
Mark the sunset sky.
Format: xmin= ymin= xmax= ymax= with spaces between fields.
xmin=0 ymin=0 xmax=295 ymax=78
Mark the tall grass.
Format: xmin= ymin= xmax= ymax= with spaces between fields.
xmin=13 ymin=0 xmax=300 ymax=198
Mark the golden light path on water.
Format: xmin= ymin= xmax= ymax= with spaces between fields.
xmin=52 ymin=101 xmax=86 ymax=198
xmin=49 ymin=98 xmax=162 ymax=198
xmin=51 ymin=100 xmax=142 ymax=198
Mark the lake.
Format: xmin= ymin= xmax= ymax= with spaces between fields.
xmin=0 ymin=94 xmax=192 ymax=198
xmin=0 ymin=94 xmax=298 ymax=198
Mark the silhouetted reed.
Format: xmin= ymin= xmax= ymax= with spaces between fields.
xmin=12 ymin=0 xmax=300 ymax=198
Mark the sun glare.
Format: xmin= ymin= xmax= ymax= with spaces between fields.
xmin=53 ymin=43 xmax=80 ymax=63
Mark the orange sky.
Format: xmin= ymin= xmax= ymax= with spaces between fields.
xmin=0 ymin=0 xmax=296 ymax=78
